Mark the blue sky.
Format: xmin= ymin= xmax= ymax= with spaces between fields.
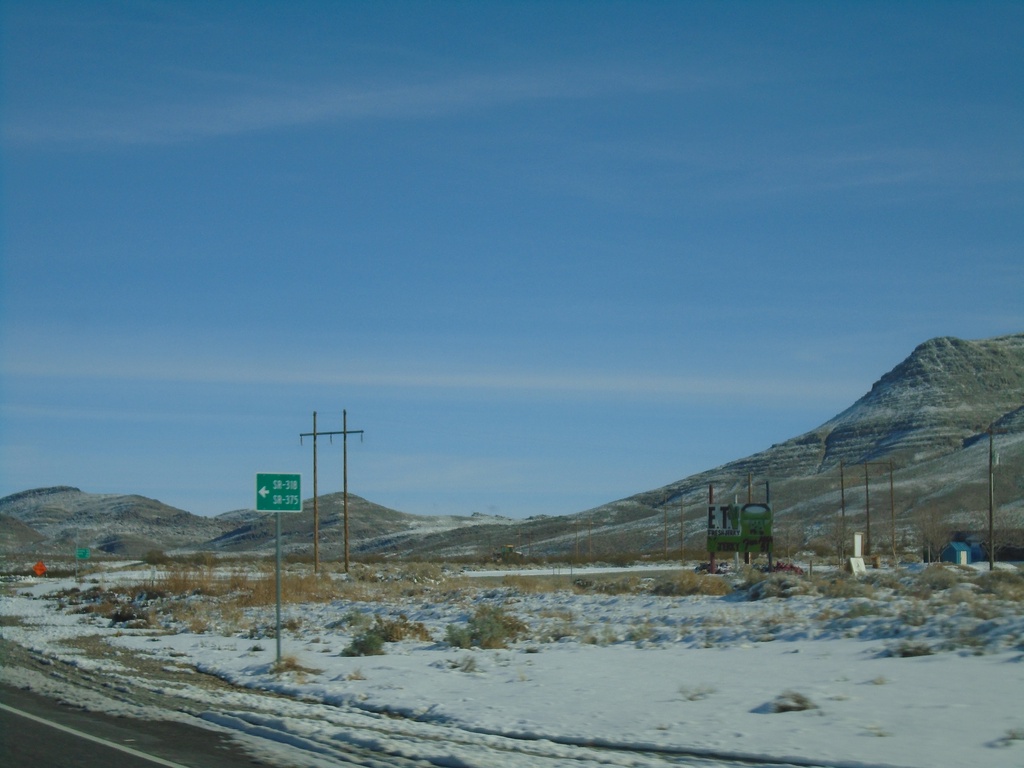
xmin=2 ymin=1 xmax=1022 ymax=518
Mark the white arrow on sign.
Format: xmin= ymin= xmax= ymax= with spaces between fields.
xmin=258 ymin=486 xmax=270 ymax=499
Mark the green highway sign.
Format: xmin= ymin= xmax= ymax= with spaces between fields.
xmin=256 ymin=472 xmax=302 ymax=512
xmin=75 ymin=548 xmax=90 ymax=560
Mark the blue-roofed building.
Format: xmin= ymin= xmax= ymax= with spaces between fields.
xmin=940 ymin=542 xmax=972 ymax=565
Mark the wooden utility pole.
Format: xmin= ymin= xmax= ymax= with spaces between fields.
xmin=663 ymin=508 xmax=668 ymax=558
xmin=861 ymin=461 xmax=893 ymax=562
xmin=341 ymin=410 xmax=364 ymax=573
xmin=680 ymin=503 xmax=685 ymax=561
xmin=889 ymin=461 xmax=897 ymax=567
xmin=988 ymin=426 xmax=1008 ymax=571
xmin=300 ymin=411 xmax=324 ymax=573
xmin=313 ymin=411 xmax=319 ymax=571
xmin=300 ymin=410 xmax=364 ymax=573
xmin=839 ymin=460 xmax=847 ymax=565
xmin=708 ymin=483 xmax=715 ymax=574
xmin=864 ymin=462 xmax=871 ymax=556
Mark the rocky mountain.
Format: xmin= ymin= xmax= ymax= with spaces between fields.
xmin=558 ymin=334 xmax=1024 ymax=558
xmin=0 ymin=486 xmax=231 ymax=557
xmin=383 ymin=334 xmax=1024 ymax=559
xmin=2 ymin=334 xmax=1022 ymax=561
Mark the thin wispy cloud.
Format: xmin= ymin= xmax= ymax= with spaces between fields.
xmin=4 ymin=352 xmax=860 ymax=406
xmin=4 ymin=2 xmax=1018 ymax=518
xmin=3 ymin=66 xmax=711 ymax=148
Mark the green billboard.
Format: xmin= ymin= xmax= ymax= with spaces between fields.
xmin=707 ymin=503 xmax=773 ymax=554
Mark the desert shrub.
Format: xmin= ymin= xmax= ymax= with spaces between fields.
xmin=340 ymin=614 xmax=431 ymax=656
xmin=504 ymin=575 xmax=563 ymax=594
xmin=863 ymin=570 xmax=902 ymax=591
xmin=651 ymin=571 xmax=731 ymax=597
xmin=819 ymin=575 xmax=875 ymax=599
xmin=747 ymin=574 xmax=813 ymax=601
xmin=581 ymin=575 xmax=642 ymax=595
xmin=802 ymin=538 xmax=835 ymax=558
xmin=160 ymin=565 xmax=220 ymax=596
xmin=107 ymin=603 xmax=154 ymax=627
xmin=345 ymin=564 xmax=382 ymax=583
xmin=770 ymin=690 xmax=817 ymax=712
xmin=342 ymin=629 xmax=386 ymax=656
xmin=399 ymin=562 xmax=444 ymax=584
xmin=842 ymin=601 xmax=882 ymax=620
xmin=914 ymin=564 xmax=963 ymax=595
xmin=897 ymin=605 xmax=929 ymax=626
xmin=583 ymin=624 xmax=620 ymax=646
xmin=173 ymin=603 xmax=212 ymax=634
xmin=626 ymin=619 xmax=658 ymax=643
xmin=445 ymin=604 xmax=528 ymax=649
xmin=888 ymin=640 xmax=934 ymax=657
xmin=332 ymin=609 xmax=372 ymax=632
xmin=994 ymin=728 xmax=1024 ymax=747
xmin=371 ymin=614 xmax=431 ymax=642
xmin=272 ymin=654 xmax=321 ymax=676
xmin=735 ymin=566 xmax=768 ymax=590
xmin=540 ymin=619 xmax=579 ymax=643
xmin=142 ymin=549 xmax=170 ymax=565
xmin=974 ymin=570 xmax=1024 ymax=601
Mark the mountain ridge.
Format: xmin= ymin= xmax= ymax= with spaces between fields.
xmin=2 ymin=333 xmax=1022 ymax=559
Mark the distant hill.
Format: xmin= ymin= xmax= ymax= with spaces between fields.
xmin=0 ymin=485 xmax=513 ymax=560
xmin=0 ymin=486 xmax=230 ymax=557
xmin=2 ymin=334 xmax=1022 ymax=561
xmin=0 ymin=513 xmax=46 ymax=551
xmin=206 ymin=492 xmax=515 ymax=557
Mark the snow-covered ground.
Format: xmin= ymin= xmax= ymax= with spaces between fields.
xmin=2 ymin=560 xmax=1023 ymax=768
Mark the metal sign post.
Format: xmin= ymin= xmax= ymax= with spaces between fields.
xmin=257 ymin=472 xmax=302 ymax=665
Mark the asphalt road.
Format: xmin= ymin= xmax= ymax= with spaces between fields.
xmin=0 ymin=684 xmax=272 ymax=768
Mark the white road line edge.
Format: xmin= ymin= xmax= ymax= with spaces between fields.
xmin=0 ymin=701 xmax=193 ymax=768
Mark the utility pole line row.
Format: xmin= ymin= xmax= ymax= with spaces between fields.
xmin=300 ymin=410 xmax=364 ymax=573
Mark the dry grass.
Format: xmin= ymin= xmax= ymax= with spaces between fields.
xmin=152 ymin=566 xmax=342 ymax=606
xmin=974 ymin=570 xmax=1024 ymax=601
xmin=503 ymin=574 xmax=570 ymax=593
xmin=582 ymin=624 xmax=620 ymax=646
xmin=651 ymin=571 xmax=732 ymax=597
xmin=271 ymin=654 xmax=322 ymax=678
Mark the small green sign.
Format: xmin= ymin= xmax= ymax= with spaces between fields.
xmin=76 ymin=548 xmax=91 ymax=560
xmin=256 ymin=472 xmax=302 ymax=512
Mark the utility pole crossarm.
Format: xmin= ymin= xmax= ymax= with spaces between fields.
xmin=300 ymin=430 xmax=364 ymax=441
